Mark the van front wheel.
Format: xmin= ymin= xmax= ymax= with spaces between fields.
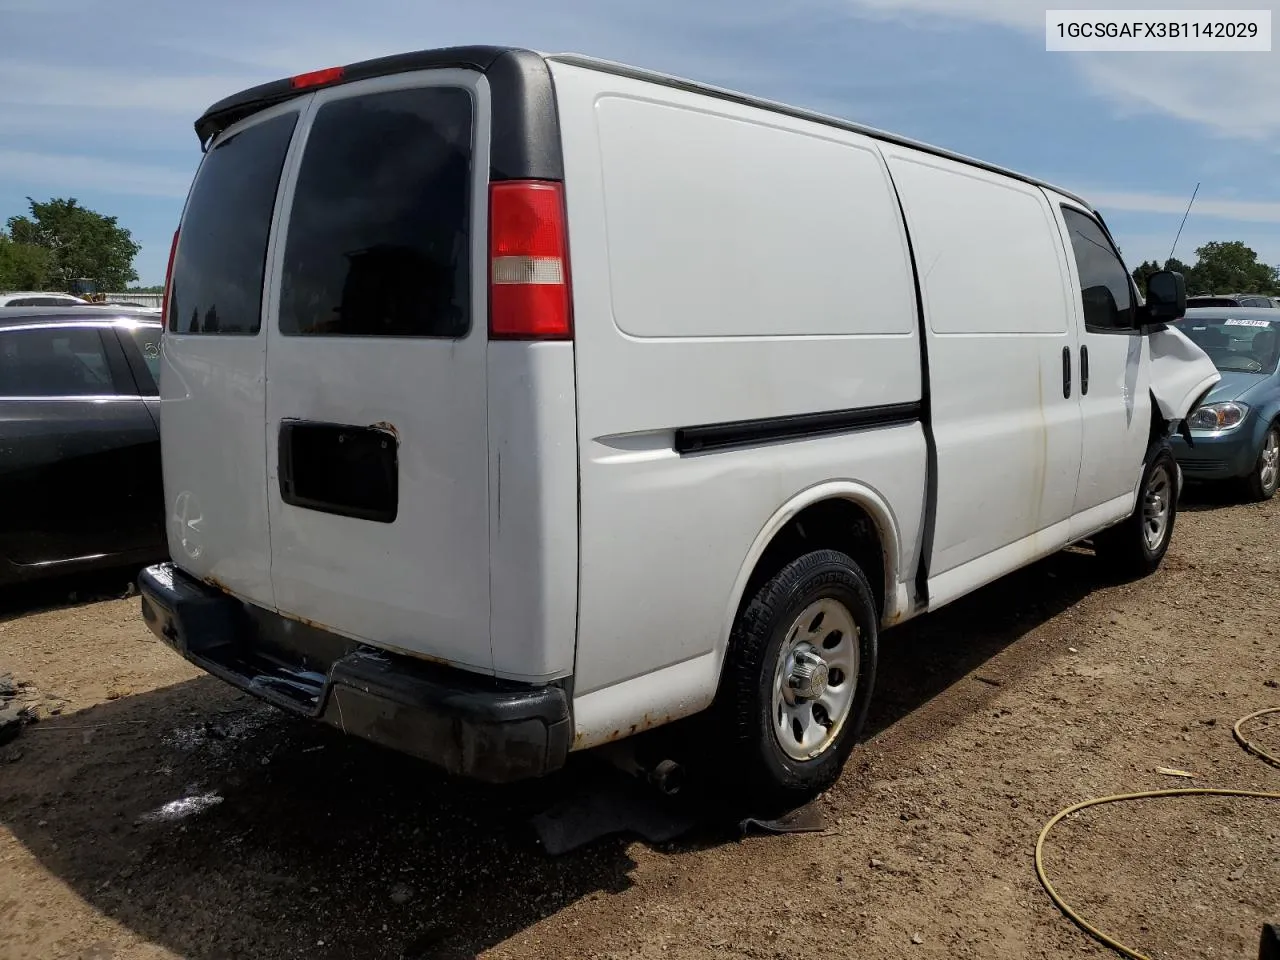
xmin=716 ymin=550 xmax=878 ymax=812
xmin=1096 ymin=443 xmax=1178 ymax=579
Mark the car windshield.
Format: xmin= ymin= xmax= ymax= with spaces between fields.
xmin=1175 ymin=316 xmax=1280 ymax=374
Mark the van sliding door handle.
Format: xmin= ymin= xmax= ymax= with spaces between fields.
xmin=1062 ymin=346 xmax=1072 ymax=399
xmin=1080 ymin=345 xmax=1090 ymax=396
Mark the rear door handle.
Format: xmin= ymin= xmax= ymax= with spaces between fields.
xmin=1062 ymin=346 xmax=1072 ymax=399
xmin=1080 ymin=345 xmax=1090 ymax=396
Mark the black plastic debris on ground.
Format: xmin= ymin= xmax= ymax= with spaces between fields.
xmin=0 ymin=705 xmax=36 ymax=747
xmin=1260 ymin=922 xmax=1279 ymax=960
xmin=531 ymin=765 xmax=699 ymax=855
xmin=529 ymin=761 xmax=828 ymax=855
xmin=739 ymin=802 xmax=827 ymax=837
xmin=0 ymin=674 xmax=40 ymax=746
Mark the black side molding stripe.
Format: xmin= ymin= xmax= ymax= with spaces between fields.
xmin=674 ymin=401 xmax=922 ymax=455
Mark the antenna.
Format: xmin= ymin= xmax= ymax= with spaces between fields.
xmin=1168 ymin=181 xmax=1200 ymax=263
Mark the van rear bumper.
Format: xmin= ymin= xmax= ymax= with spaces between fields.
xmin=137 ymin=562 xmax=571 ymax=783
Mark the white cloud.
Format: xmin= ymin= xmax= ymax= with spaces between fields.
xmin=0 ymin=150 xmax=193 ymax=198
xmin=847 ymin=0 xmax=1280 ymax=139
xmin=0 ymin=62 xmax=256 ymax=114
xmin=1088 ymin=189 xmax=1280 ymax=224
xmin=1077 ymin=55 xmax=1280 ymax=139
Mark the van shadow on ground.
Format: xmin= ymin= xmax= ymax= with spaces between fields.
xmin=864 ymin=545 xmax=1100 ymax=741
xmin=0 ymin=562 xmax=145 ymax=625
xmin=0 ymin=548 xmax=1106 ymax=960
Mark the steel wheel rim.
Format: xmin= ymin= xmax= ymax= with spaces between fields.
xmin=1142 ymin=463 xmax=1173 ymax=551
xmin=1261 ymin=430 xmax=1279 ymax=491
xmin=771 ymin=598 xmax=860 ymax=762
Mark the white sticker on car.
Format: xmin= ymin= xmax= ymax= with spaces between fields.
xmin=1223 ymin=318 xmax=1271 ymax=327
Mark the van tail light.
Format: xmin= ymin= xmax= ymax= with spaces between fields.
xmin=161 ymin=229 xmax=179 ymax=330
xmin=488 ymin=180 xmax=572 ymax=340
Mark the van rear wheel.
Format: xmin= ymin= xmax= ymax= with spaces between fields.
xmin=1096 ymin=442 xmax=1178 ymax=579
xmin=715 ymin=549 xmax=878 ymax=812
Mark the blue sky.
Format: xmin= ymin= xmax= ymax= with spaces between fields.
xmin=2 ymin=0 xmax=1278 ymax=285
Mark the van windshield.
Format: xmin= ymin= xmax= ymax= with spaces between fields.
xmin=1175 ymin=316 xmax=1280 ymax=374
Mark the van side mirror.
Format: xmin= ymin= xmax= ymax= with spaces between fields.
xmin=1144 ymin=270 xmax=1186 ymax=323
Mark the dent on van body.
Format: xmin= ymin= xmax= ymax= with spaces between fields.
xmin=1148 ymin=324 xmax=1221 ymax=422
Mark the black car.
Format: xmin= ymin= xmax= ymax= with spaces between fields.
xmin=1186 ymin=294 xmax=1276 ymax=309
xmin=0 ymin=307 xmax=166 ymax=584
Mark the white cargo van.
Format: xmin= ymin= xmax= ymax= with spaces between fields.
xmin=139 ymin=46 xmax=1219 ymax=807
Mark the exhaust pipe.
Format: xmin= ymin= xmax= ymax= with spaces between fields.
xmin=649 ymin=758 xmax=684 ymax=796
xmin=598 ymin=743 xmax=685 ymax=796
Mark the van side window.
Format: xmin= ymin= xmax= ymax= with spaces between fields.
xmin=169 ymin=112 xmax=298 ymax=335
xmin=1061 ymin=207 xmax=1135 ymax=332
xmin=279 ymin=87 xmax=473 ymax=338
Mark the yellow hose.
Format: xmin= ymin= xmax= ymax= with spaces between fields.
xmin=1034 ymin=707 xmax=1280 ymax=960
xmin=1234 ymin=706 xmax=1280 ymax=770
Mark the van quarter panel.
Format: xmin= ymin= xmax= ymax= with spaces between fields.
xmin=550 ymin=62 xmax=926 ymax=710
xmin=883 ymin=150 xmax=1084 ymax=605
xmin=486 ymin=340 xmax=579 ymax=682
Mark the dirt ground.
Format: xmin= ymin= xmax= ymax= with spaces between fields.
xmin=1 ymin=487 xmax=1278 ymax=960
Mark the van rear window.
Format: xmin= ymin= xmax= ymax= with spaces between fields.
xmin=169 ymin=111 xmax=297 ymax=334
xmin=278 ymin=86 xmax=473 ymax=338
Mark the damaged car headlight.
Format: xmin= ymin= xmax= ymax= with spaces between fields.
xmin=1188 ymin=401 xmax=1249 ymax=433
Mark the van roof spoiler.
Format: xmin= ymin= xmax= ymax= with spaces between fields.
xmin=194 ymin=45 xmax=564 ymax=183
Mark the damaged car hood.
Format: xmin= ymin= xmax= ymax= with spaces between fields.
xmin=1148 ymin=324 xmax=1221 ymax=421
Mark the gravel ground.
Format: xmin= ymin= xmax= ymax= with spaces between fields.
xmin=1 ymin=486 xmax=1278 ymax=960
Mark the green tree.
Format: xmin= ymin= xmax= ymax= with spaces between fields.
xmin=5 ymin=198 xmax=139 ymax=291
xmin=0 ymin=235 xmax=51 ymax=290
xmin=1185 ymin=240 xmax=1277 ymax=296
xmin=1131 ymin=259 xmax=1162 ymax=298
xmin=1132 ymin=257 xmax=1197 ymax=298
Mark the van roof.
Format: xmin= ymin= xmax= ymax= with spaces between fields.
xmin=194 ymin=44 xmax=1096 ymax=214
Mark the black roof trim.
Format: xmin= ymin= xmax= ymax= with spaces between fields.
xmin=546 ymin=53 xmax=1096 ymax=214
xmin=194 ymin=46 xmax=563 ymax=181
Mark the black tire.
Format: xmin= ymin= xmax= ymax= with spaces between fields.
xmin=714 ymin=549 xmax=878 ymax=813
xmin=1244 ymin=423 xmax=1280 ymax=502
xmin=1095 ymin=441 xmax=1178 ymax=580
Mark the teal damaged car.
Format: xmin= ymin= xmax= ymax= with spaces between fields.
xmin=1172 ymin=308 xmax=1280 ymax=500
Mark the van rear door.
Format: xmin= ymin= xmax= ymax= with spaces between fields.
xmin=162 ymin=102 xmax=303 ymax=607
xmin=263 ymin=72 xmax=494 ymax=674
